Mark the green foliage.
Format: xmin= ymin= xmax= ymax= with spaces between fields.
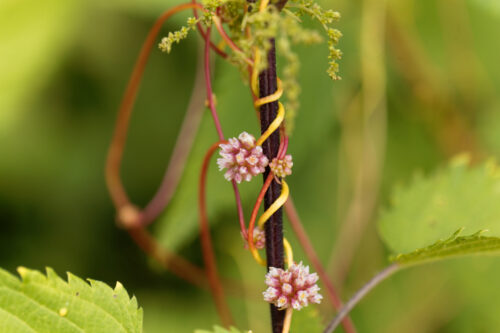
xmin=392 ymin=228 xmax=500 ymax=266
xmin=379 ymin=155 xmax=500 ymax=254
xmin=194 ymin=326 xmax=248 ymax=333
xmin=2 ymin=0 xmax=500 ymax=332
xmin=0 ymin=267 xmax=142 ymax=333
xmin=469 ymin=0 xmax=500 ymax=16
xmin=276 ymin=12 xmax=324 ymax=133
xmin=290 ymin=0 xmax=342 ymax=80
xmin=0 ymin=0 xmax=78 ymax=130
xmin=244 ymin=5 xmax=281 ymax=72
xmin=289 ymin=306 xmax=324 ymax=332
xmin=157 ymin=0 xmax=341 ymax=133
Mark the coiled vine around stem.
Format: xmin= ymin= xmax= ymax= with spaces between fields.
xmin=105 ymin=0 xmax=355 ymax=332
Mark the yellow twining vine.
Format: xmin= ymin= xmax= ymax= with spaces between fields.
xmin=248 ymin=0 xmax=293 ymax=270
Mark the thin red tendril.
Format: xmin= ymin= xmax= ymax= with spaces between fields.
xmin=247 ymin=172 xmax=274 ymax=250
xmin=192 ymin=0 xmax=228 ymax=58
xmin=247 ymin=137 xmax=287 ymax=250
xmin=105 ymin=1 xmax=246 ymax=293
xmin=199 ymin=140 xmax=234 ymax=327
xmin=106 ymin=3 xmax=356 ymax=331
xmin=203 ymin=23 xmax=248 ymax=238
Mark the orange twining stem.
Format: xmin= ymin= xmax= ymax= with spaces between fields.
xmin=213 ymin=16 xmax=254 ymax=66
xmin=247 ymin=173 xmax=274 ymax=265
xmin=106 ymin=2 xmax=207 ymax=209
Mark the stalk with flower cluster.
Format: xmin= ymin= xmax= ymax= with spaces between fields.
xmin=105 ymin=0 xmax=352 ymax=332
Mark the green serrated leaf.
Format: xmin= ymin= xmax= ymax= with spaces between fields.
xmin=392 ymin=228 xmax=500 ymax=265
xmin=0 ymin=266 xmax=143 ymax=333
xmin=379 ymin=155 xmax=500 ymax=254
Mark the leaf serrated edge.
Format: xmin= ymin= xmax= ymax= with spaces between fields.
xmin=3 ymin=266 xmax=142 ymax=333
xmin=391 ymin=229 xmax=500 ymax=266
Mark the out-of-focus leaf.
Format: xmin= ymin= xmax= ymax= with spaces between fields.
xmin=194 ymin=326 xmax=247 ymax=333
xmin=0 ymin=266 xmax=143 ymax=332
xmin=468 ymin=0 xmax=500 ymax=16
xmin=97 ymin=0 xmax=181 ymax=16
xmin=290 ymin=306 xmax=324 ymax=332
xmin=478 ymin=107 xmax=500 ymax=157
xmin=379 ymin=155 xmax=500 ymax=254
xmin=0 ymin=0 xmax=79 ymax=130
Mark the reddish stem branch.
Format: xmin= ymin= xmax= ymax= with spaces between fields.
xmin=277 ymin=134 xmax=288 ymax=160
xmin=203 ymin=27 xmax=225 ymax=140
xmin=231 ymin=180 xmax=248 ymax=239
xmin=248 ymin=172 xmax=274 ymax=249
xmin=323 ymin=264 xmax=399 ymax=333
xmin=104 ymin=3 xmax=224 ymax=288
xmin=203 ymin=25 xmax=248 ymax=238
xmin=128 ymin=228 xmax=207 ymax=287
xmin=141 ymin=40 xmax=207 ymax=225
xmin=284 ymin=197 xmax=357 ymax=333
xmin=248 ymin=137 xmax=286 ymax=249
xmin=106 ymin=2 xmax=205 ymax=209
xmin=128 ymin=227 xmax=250 ymax=299
xmin=105 ymin=2 xmax=243 ymax=290
xmin=106 ymin=1 xmax=231 ymax=211
xmin=199 ymin=141 xmax=234 ymax=327
xmin=192 ymin=0 xmax=228 ymax=59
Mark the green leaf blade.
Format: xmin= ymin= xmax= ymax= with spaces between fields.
xmin=379 ymin=156 xmax=500 ymax=266
xmin=0 ymin=267 xmax=143 ymax=333
xmin=379 ymin=156 xmax=500 ymax=254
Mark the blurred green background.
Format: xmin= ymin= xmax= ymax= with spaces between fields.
xmin=2 ymin=0 xmax=500 ymax=331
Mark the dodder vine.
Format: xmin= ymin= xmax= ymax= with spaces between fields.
xmin=105 ymin=0 xmax=350 ymax=331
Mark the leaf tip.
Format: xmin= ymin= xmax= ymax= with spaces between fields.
xmin=115 ymin=281 xmax=124 ymax=291
xmin=17 ymin=266 xmax=29 ymax=279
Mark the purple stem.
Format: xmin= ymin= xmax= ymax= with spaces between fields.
xmin=259 ymin=41 xmax=286 ymax=333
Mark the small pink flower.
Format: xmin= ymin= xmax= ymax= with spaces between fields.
xmin=217 ymin=132 xmax=269 ymax=183
xmin=244 ymin=228 xmax=266 ymax=250
xmin=269 ymin=155 xmax=293 ymax=178
xmin=263 ymin=262 xmax=322 ymax=310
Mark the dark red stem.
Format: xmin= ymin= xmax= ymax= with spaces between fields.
xmin=259 ymin=41 xmax=286 ymax=333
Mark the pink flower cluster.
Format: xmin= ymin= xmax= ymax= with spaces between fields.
xmin=244 ymin=228 xmax=266 ymax=250
xmin=269 ymin=155 xmax=293 ymax=178
xmin=263 ymin=262 xmax=322 ymax=310
xmin=217 ymin=132 xmax=269 ymax=183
